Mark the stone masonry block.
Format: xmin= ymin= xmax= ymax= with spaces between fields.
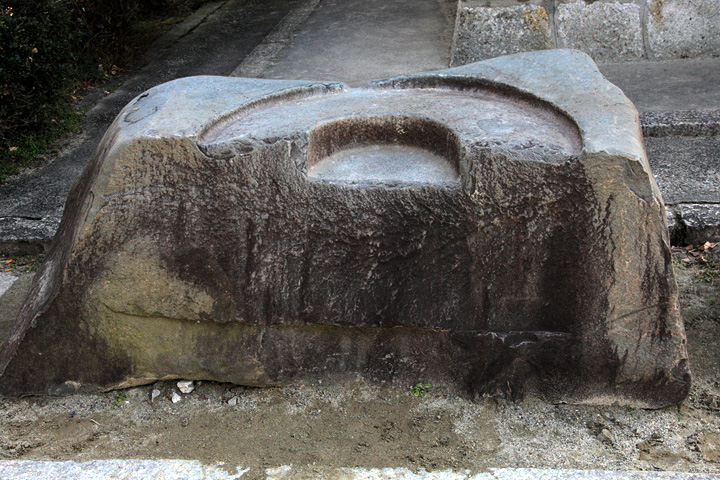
xmin=647 ymin=0 xmax=720 ymax=59
xmin=556 ymin=1 xmax=644 ymax=62
xmin=451 ymin=2 xmax=553 ymax=65
xmin=0 ymin=50 xmax=690 ymax=407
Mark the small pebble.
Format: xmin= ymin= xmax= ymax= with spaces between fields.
xmin=151 ymin=389 xmax=161 ymax=402
xmin=177 ymin=380 xmax=194 ymax=394
xmin=228 ymin=396 xmax=238 ymax=406
xmin=598 ymin=428 xmax=615 ymax=445
xmin=171 ymin=392 xmax=182 ymax=403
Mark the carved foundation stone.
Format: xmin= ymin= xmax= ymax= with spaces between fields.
xmin=0 ymin=50 xmax=690 ymax=406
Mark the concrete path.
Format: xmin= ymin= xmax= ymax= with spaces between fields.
xmin=599 ymin=58 xmax=720 ymax=114
xmin=1 ymin=461 xmax=718 ymax=480
xmin=245 ymin=0 xmax=455 ymax=86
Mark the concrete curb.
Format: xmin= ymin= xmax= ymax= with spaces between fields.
xmin=1 ymin=462 xmax=719 ymax=480
xmin=641 ymin=111 xmax=720 ymax=138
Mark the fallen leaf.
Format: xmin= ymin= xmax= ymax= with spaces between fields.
xmin=9 ymin=146 xmax=18 ymax=151
xmin=4 ymin=259 xmax=12 ymax=264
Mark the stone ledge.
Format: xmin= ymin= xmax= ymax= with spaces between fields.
xmin=555 ymin=1 xmax=644 ymax=62
xmin=647 ymin=0 xmax=720 ymax=59
xmin=450 ymin=2 xmax=553 ymax=65
xmin=668 ymin=204 xmax=720 ymax=246
xmin=0 ymin=216 xmax=60 ymax=255
xmin=641 ymin=111 xmax=720 ymax=137
xmin=451 ymin=0 xmax=720 ymax=64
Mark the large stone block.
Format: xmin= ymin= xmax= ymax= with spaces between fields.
xmin=647 ymin=0 xmax=720 ymax=59
xmin=0 ymin=50 xmax=689 ymax=407
xmin=556 ymin=1 xmax=644 ymax=62
xmin=451 ymin=1 xmax=553 ymax=65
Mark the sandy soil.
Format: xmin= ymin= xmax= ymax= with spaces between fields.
xmin=0 ymin=255 xmax=718 ymax=475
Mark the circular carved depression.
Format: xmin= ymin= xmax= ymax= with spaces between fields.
xmin=307 ymin=115 xmax=461 ymax=187
xmin=197 ymin=85 xmax=584 ymax=179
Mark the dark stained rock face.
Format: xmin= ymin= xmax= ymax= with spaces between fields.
xmin=0 ymin=50 xmax=690 ymax=407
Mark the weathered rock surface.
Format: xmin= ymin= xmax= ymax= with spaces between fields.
xmin=555 ymin=1 xmax=644 ymax=62
xmin=0 ymin=50 xmax=690 ymax=407
xmin=646 ymin=0 xmax=720 ymax=60
xmin=451 ymin=0 xmax=720 ymax=64
xmin=451 ymin=1 xmax=553 ymax=65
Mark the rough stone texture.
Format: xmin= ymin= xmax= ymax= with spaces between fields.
xmin=672 ymin=204 xmax=720 ymax=245
xmin=640 ymin=111 xmax=720 ymax=137
xmin=0 ymin=216 xmax=60 ymax=255
xmin=0 ymin=0 xmax=307 ymax=256
xmin=645 ymin=136 xmax=720 ymax=205
xmin=0 ymin=50 xmax=689 ymax=407
xmin=451 ymin=2 xmax=553 ymax=65
xmin=647 ymin=0 xmax=720 ymax=59
xmin=451 ymin=0 xmax=720 ymax=63
xmin=556 ymin=1 xmax=644 ymax=62
xmin=646 ymin=135 xmax=720 ymax=245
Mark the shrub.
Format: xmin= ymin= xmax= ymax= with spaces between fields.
xmin=0 ymin=1 xmax=81 ymax=141
xmin=0 ymin=0 xmax=212 ymax=181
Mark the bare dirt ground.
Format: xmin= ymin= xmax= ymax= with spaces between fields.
xmin=0 ymin=250 xmax=719 ymax=475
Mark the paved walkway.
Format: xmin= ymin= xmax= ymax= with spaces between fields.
xmin=250 ymin=0 xmax=454 ymax=85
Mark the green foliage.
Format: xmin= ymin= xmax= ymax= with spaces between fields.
xmin=22 ymin=254 xmax=44 ymax=272
xmin=411 ymin=383 xmax=432 ymax=397
xmin=111 ymin=391 xmax=128 ymax=407
xmin=0 ymin=1 xmax=81 ymax=141
xmin=0 ymin=103 xmax=82 ymax=182
xmin=0 ymin=254 xmax=45 ymax=272
xmin=1 ymin=0 xmax=215 ymax=182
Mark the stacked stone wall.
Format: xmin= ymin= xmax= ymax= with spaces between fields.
xmin=451 ymin=0 xmax=720 ymax=65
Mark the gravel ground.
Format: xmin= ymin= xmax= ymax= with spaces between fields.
xmin=0 ymin=253 xmax=718 ymax=475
